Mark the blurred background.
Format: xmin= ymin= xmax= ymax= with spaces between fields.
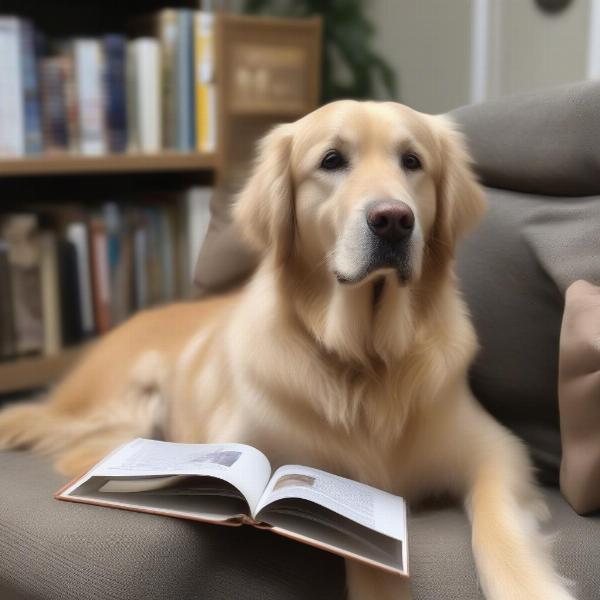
xmin=0 ymin=0 xmax=596 ymax=399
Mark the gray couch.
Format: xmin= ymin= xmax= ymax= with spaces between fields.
xmin=2 ymin=81 xmax=600 ymax=599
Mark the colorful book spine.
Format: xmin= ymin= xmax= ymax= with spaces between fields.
xmin=0 ymin=17 xmax=24 ymax=157
xmin=89 ymin=219 xmax=112 ymax=334
xmin=20 ymin=19 xmax=43 ymax=155
xmin=176 ymin=9 xmax=196 ymax=152
xmin=194 ymin=11 xmax=216 ymax=153
xmin=73 ymin=39 xmax=106 ymax=155
xmin=40 ymin=57 xmax=70 ymax=153
xmin=103 ymin=34 xmax=128 ymax=153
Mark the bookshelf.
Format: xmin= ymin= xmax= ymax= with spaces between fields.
xmin=0 ymin=153 xmax=217 ymax=177
xmin=0 ymin=9 xmax=322 ymax=394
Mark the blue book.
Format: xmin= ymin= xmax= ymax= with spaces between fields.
xmin=103 ymin=34 xmax=128 ymax=153
xmin=176 ymin=10 xmax=196 ymax=152
xmin=20 ymin=19 xmax=43 ymax=155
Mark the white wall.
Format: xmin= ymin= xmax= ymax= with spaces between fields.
xmin=369 ymin=0 xmax=472 ymax=113
xmin=489 ymin=0 xmax=590 ymax=99
xmin=370 ymin=0 xmax=593 ymax=112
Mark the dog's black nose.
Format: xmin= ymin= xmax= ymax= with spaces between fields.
xmin=367 ymin=200 xmax=415 ymax=242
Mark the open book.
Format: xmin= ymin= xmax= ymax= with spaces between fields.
xmin=56 ymin=438 xmax=408 ymax=576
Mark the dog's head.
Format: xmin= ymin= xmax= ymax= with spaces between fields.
xmin=234 ymin=100 xmax=485 ymax=288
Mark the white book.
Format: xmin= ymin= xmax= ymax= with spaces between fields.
xmin=66 ymin=222 xmax=95 ymax=335
xmin=128 ymin=38 xmax=161 ymax=154
xmin=73 ymin=39 xmax=106 ymax=156
xmin=57 ymin=438 xmax=409 ymax=577
xmin=0 ymin=17 xmax=24 ymax=157
xmin=184 ymin=186 xmax=212 ymax=291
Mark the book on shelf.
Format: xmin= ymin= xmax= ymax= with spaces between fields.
xmin=127 ymin=38 xmax=162 ymax=154
xmin=0 ymin=8 xmax=217 ymax=159
xmin=0 ymin=215 xmax=44 ymax=355
xmin=0 ymin=17 xmax=25 ymax=157
xmin=20 ymin=19 xmax=43 ymax=155
xmin=176 ymin=9 xmax=196 ymax=152
xmin=103 ymin=34 xmax=128 ymax=154
xmin=194 ymin=11 xmax=217 ymax=153
xmin=73 ymin=39 xmax=106 ymax=156
xmin=0 ymin=241 xmax=16 ymax=358
xmin=39 ymin=231 xmax=62 ymax=355
xmin=56 ymin=438 xmax=409 ymax=577
xmin=0 ymin=189 xmax=213 ymax=362
xmin=39 ymin=56 xmax=70 ymax=153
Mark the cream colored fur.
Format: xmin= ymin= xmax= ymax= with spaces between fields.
xmin=0 ymin=101 xmax=575 ymax=600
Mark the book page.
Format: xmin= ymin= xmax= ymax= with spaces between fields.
xmin=259 ymin=500 xmax=406 ymax=575
xmin=63 ymin=438 xmax=272 ymax=512
xmin=255 ymin=465 xmax=406 ymax=542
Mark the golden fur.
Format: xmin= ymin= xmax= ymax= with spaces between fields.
xmin=0 ymin=101 xmax=574 ymax=600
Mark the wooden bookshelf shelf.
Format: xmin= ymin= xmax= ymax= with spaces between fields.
xmin=0 ymin=346 xmax=87 ymax=394
xmin=0 ymin=153 xmax=217 ymax=177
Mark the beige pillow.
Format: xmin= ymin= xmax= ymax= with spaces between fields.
xmin=559 ymin=280 xmax=600 ymax=514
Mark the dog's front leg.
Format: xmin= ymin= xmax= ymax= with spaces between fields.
xmin=465 ymin=413 xmax=575 ymax=600
xmin=345 ymin=560 xmax=411 ymax=600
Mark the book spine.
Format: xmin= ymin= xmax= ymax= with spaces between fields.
xmin=1 ymin=215 xmax=44 ymax=355
xmin=185 ymin=187 xmax=212 ymax=285
xmin=158 ymin=10 xmax=178 ymax=150
xmin=0 ymin=17 xmax=25 ymax=157
xmin=66 ymin=222 xmax=95 ymax=335
xmin=74 ymin=39 xmax=106 ymax=155
xmin=0 ymin=240 xmax=16 ymax=358
xmin=40 ymin=57 xmax=70 ymax=153
xmin=103 ymin=34 xmax=128 ymax=153
xmin=133 ymin=215 xmax=148 ymax=310
xmin=125 ymin=41 xmax=139 ymax=152
xmin=176 ymin=10 xmax=195 ymax=152
xmin=57 ymin=239 xmax=83 ymax=346
xmin=89 ymin=219 xmax=112 ymax=334
xmin=20 ymin=20 xmax=43 ymax=155
xmin=40 ymin=231 xmax=62 ymax=355
xmin=133 ymin=38 xmax=161 ymax=153
xmin=194 ymin=12 xmax=216 ymax=152
xmin=61 ymin=50 xmax=79 ymax=153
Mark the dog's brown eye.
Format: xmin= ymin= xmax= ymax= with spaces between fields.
xmin=320 ymin=150 xmax=348 ymax=171
xmin=401 ymin=152 xmax=422 ymax=171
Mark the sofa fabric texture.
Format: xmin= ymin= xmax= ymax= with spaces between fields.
xmin=451 ymin=80 xmax=600 ymax=197
xmin=558 ymin=280 xmax=600 ymax=515
xmin=2 ymin=450 xmax=599 ymax=600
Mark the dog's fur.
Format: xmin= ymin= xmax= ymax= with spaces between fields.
xmin=0 ymin=101 xmax=574 ymax=600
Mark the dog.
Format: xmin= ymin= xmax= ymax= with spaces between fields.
xmin=0 ymin=100 xmax=574 ymax=600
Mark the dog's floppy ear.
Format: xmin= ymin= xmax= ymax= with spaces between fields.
xmin=233 ymin=124 xmax=295 ymax=263
xmin=429 ymin=115 xmax=486 ymax=259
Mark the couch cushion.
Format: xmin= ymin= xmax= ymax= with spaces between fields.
xmin=1 ymin=450 xmax=598 ymax=600
xmin=456 ymin=188 xmax=600 ymax=485
xmin=451 ymin=80 xmax=600 ymax=197
xmin=0 ymin=450 xmax=344 ymax=600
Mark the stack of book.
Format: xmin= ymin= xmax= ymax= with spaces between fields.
xmin=0 ymin=10 xmax=216 ymax=158
xmin=0 ymin=188 xmax=211 ymax=360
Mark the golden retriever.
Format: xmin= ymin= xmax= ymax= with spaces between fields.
xmin=0 ymin=101 xmax=574 ymax=600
